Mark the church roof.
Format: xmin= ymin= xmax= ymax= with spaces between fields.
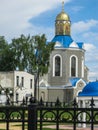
xmin=52 ymin=35 xmax=83 ymax=49
xmin=79 ymin=81 xmax=98 ymax=96
xmin=70 ymin=78 xmax=80 ymax=86
xmin=52 ymin=35 xmax=73 ymax=48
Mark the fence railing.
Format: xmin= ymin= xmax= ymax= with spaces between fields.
xmin=0 ymin=97 xmax=98 ymax=130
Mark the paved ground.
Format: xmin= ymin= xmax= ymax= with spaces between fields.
xmin=44 ymin=125 xmax=98 ymax=130
xmin=0 ymin=123 xmax=98 ymax=130
xmin=0 ymin=123 xmax=27 ymax=130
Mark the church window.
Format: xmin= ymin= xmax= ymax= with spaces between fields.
xmin=16 ymin=93 xmax=19 ymax=102
xmin=82 ymin=57 xmax=84 ymax=77
xmin=59 ymin=23 xmax=63 ymax=34
xmin=55 ymin=56 xmax=60 ymax=76
xmin=41 ymin=92 xmax=45 ymax=101
xmin=71 ymin=56 xmax=76 ymax=77
xmin=30 ymin=79 xmax=33 ymax=89
xmin=21 ymin=77 xmax=24 ymax=87
xmin=53 ymin=55 xmax=62 ymax=77
xmin=16 ymin=76 xmax=19 ymax=86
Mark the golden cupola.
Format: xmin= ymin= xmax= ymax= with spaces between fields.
xmin=55 ymin=2 xmax=71 ymax=35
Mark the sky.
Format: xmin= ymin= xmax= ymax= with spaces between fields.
xmin=0 ymin=0 xmax=98 ymax=81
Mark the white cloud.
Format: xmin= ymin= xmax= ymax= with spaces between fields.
xmin=89 ymin=71 xmax=98 ymax=81
xmin=72 ymin=19 xmax=98 ymax=34
xmin=83 ymin=32 xmax=98 ymax=44
xmin=84 ymin=43 xmax=96 ymax=52
xmin=71 ymin=6 xmax=84 ymax=12
xmin=84 ymin=43 xmax=98 ymax=63
xmin=84 ymin=43 xmax=98 ymax=80
xmin=0 ymin=0 xmax=71 ymax=41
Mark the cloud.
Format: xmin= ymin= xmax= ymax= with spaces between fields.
xmin=84 ymin=43 xmax=98 ymax=80
xmin=89 ymin=71 xmax=98 ymax=81
xmin=0 ymin=0 xmax=71 ymax=41
xmin=71 ymin=6 xmax=84 ymax=12
xmin=84 ymin=43 xmax=98 ymax=62
xmin=72 ymin=19 xmax=98 ymax=34
xmin=83 ymin=32 xmax=98 ymax=45
xmin=84 ymin=43 xmax=96 ymax=52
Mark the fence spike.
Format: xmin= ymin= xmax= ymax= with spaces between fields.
xmin=21 ymin=97 xmax=26 ymax=105
xmin=73 ymin=98 xmax=78 ymax=108
xmin=29 ymin=96 xmax=35 ymax=104
xmin=39 ymin=97 xmax=44 ymax=106
xmin=55 ymin=97 xmax=61 ymax=107
xmin=90 ymin=97 xmax=95 ymax=108
xmin=6 ymin=97 xmax=10 ymax=105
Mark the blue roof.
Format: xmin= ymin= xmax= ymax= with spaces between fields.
xmin=70 ymin=78 xmax=80 ymax=86
xmin=79 ymin=81 xmax=98 ymax=96
xmin=51 ymin=35 xmax=73 ymax=48
xmin=77 ymin=42 xmax=84 ymax=49
xmin=51 ymin=35 xmax=84 ymax=49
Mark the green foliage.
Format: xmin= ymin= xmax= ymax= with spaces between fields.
xmin=0 ymin=34 xmax=55 ymax=75
xmin=33 ymin=34 xmax=54 ymax=75
xmin=0 ymin=36 xmax=15 ymax=71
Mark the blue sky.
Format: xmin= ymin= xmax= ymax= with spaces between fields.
xmin=0 ymin=0 xmax=98 ymax=80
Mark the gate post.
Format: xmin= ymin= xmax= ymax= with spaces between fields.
xmin=73 ymin=98 xmax=78 ymax=130
xmin=28 ymin=99 xmax=38 ymax=130
xmin=90 ymin=98 xmax=95 ymax=130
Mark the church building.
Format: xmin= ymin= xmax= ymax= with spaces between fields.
xmin=39 ymin=2 xmax=89 ymax=103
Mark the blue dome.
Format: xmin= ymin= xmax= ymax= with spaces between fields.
xmin=79 ymin=82 xmax=98 ymax=96
xmin=51 ymin=35 xmax=73 ymax=48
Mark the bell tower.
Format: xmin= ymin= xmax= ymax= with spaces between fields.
xmin=55 ymin=2 xmax=71 ymax=35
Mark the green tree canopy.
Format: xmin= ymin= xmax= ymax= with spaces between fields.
xmin=0 ymin=34 xmax=55 ymax=75
xmin=0 ymin=36 xmax=15 ymax=71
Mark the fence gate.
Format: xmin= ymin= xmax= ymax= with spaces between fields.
xmin=28 ymin=98 xmax=98 ymax=130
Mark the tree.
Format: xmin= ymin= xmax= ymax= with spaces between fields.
xmin=0 ymin=36 xmax=15 ymax=71
xmin=10 ymin=34 xmax=34 ymax=71
xmin=10 ymin=34 xmax=54 ymax=75
xmin=0 ymin=34 xmax=54 ymax=75
xmin=30 ymin=34 xmax=54 ymax=75
xmin=31 ymin=34 xmax=55 ymax=100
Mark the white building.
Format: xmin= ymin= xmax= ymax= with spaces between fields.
xmin=0 ymin=71 xmax=34 ymax=104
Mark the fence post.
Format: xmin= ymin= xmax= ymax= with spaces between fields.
xmin=73 ymin=98 xmax=77 ymax=130
xmin=90 ymin=97 xmax=95 ymax=130
xmin=28 ymin=97 xmax=38 ymax=130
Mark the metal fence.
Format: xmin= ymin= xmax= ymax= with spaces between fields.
xmin=0 ymin=97 xmax=98 ymax=130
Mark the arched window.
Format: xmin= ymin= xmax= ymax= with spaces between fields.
xmin=55 ymin=56 xmax=60 ymax=76
xmin=82 ymin=57 xmax=84 ymax=77
xmin=71 ymin=56 xmax=76 ymax=77
xmin=53 ymin=55 xmax=62 ymax=77
xmin=41 ymin=92 xmax=45 ymax=101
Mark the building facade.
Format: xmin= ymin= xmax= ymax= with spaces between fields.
xmin=0 ymin=71 xmax=34 ymax=104
xmin=39 ymin=3 xmax=89 ymax=103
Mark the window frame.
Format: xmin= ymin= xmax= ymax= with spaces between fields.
xmin=70 ymin=55 xmax=78 ymax=77
xmin=53 ymin=54 xmax=62 ymax=77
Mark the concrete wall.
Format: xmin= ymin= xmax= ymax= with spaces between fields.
xmin=48 ymin=48 xmax=86 ymax=87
